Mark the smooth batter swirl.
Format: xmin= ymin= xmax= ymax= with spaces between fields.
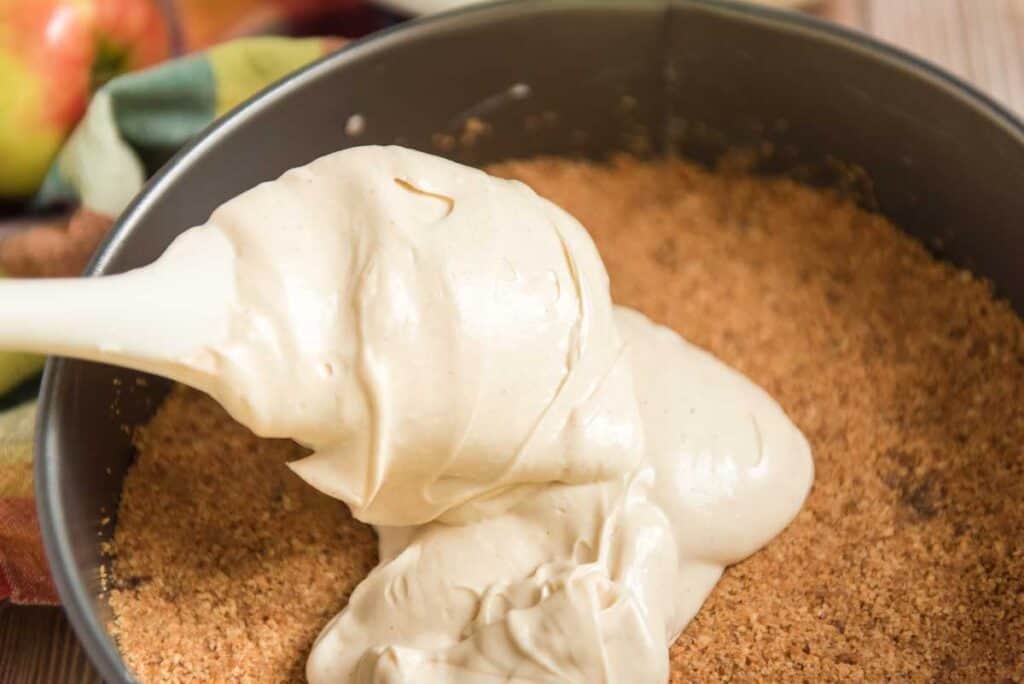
xmin=146 ymin=147 xmax=644 ymax=526
xmin=306 ymin=308 xmax=813 ymax=683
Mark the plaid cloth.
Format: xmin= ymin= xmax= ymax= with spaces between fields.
xmin=0 ymin=35 xmax=344 ymax=605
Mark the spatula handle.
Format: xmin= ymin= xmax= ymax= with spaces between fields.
xmin=0 ymin=226 xmax=236 ymax=387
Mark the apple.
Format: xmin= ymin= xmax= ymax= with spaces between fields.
xmin=0 ymin=0 xmax=171 ymax=197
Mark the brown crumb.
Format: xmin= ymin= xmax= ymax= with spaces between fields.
xmin=108 ymin=388 xmax=376 ymax=682
xmin=111 ymin=156 xmax=1024 ymax=682
xmin=459 ymin=117 xmax=491 ymax=147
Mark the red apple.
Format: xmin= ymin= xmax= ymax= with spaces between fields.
xmin=0 ymin=0 xmax=171 ymax=197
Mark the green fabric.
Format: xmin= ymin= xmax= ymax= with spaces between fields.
xmin=56 ymin=90 xmax=147 ymax=216
xmin=209 ymin=37 xmax=326 ymax=116
xmin=107 ymin=55 xmax=217 ymax=174
xmin=36 ymin=56 xmax=217 ymax=213
xmin=33 ymin=165 xmax=76 ymax=210
xmin=35 ymin=36 xmax=334 ymax=219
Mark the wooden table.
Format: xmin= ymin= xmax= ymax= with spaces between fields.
xmin=2 ymin=1 xmax=1022 ymax=682
xmin=0 ymin=603 xmax=99 ymax=683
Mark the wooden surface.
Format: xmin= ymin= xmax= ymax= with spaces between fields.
xmin=821 ymin=0 xmax=1024 ymax=115
xmin=2 ymin=2 xmax=1021 ymax=682
xmin=0 ymin=602 xmax=100 ymax=683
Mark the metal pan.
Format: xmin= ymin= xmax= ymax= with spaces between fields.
xmin=35 ymin=1 xmax=1024 ymax=680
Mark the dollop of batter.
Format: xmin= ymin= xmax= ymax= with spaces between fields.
xmin=306 ymin=307 xmax=812 ymax=682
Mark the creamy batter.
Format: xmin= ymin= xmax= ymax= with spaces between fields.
xmin=1 ymin=147 xmax=813 ymax=682
xmin=307 ymin=306 xmax=812 ymax=682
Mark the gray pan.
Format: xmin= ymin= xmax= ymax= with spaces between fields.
xmin=33 ymin=1 xmax=1024 ymax=681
